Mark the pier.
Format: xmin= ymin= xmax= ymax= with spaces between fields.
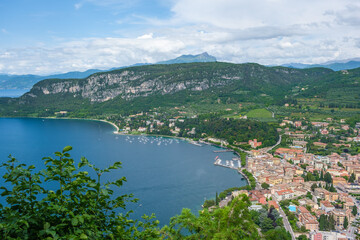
xmin=214 ymin=157 xmax=250 ymax=184
xmin=214 ymin=158 xmax=241 ymax=170
xmin=213 ymin=149 xmax=233 ymax=153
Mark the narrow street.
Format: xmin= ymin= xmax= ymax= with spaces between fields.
xmin=278 ymin=203 xmax=296 ymax=240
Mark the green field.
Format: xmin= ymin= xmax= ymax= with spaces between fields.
xmin=246 ymin=108 xmax=273 ymax=118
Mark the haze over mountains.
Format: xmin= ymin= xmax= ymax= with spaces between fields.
xmin=0 ymin=51 xmax=359 ymax=92
xmin=281 ymin=58 xmax=360 ymax=71
xmin=0 ymin=52 xmax=217 ymax=90
xmin=3 ymin=61 xmax=359 ymax=118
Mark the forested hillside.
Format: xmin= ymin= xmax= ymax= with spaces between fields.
xmin=0 ymin=62 xmax=336 ymax=117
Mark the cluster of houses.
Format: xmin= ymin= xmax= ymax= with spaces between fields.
xmin=119 ymin=111 xmax=187 ymax=134
xmin=216 ymin=139 xmax=359 ymax=240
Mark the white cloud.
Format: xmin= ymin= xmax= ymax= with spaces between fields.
xmin=171 ymin=0 xmax=343 ymax=29
xmin=0 ymin=36 xmax=187 ymax=75
xmin=1 ymin=0 xmax=360 ymax=74
xmin=137 ymin=33 xmax=153 ymax=39
xmin=74 ymin=3 xmax=83 ymax=10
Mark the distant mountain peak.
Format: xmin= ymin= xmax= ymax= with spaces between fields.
xmin=280 ymin=58 xmax=360 ymax=71
xmin=157 ymin=52 xmax=217 ymax=64
xmin=0 ymin=52 xmax=218 ymax=90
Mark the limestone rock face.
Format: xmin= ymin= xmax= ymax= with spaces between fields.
xmin=22 ymin=62 xmax=331 ymax=103
xmin=29 ymin=69 xmax=232 ymax=102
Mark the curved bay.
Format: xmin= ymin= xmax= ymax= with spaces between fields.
xmin=0 ymin=118 xmax=246 ymax=225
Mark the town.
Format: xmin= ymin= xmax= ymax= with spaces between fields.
xmin=101 ymin=106 xmax=360 ymax=240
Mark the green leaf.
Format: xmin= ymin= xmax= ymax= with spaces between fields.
xmin=80 ymin=233 xmax=88 ymax=239
xmin=78 ymin=215 xmax=84 ymax=224
xmin=71 ymin=218 xmax=78 ymax=226
xmin=44 ymin=222 xmax=50 ymax=230
xmin=62 ymin=146 xmax=73 ymax=153
xmin=101 ymin=189 xmax=109 ymax=196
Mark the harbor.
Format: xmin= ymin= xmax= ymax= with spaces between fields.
xmin=214 ymin=156 xmax=249 ymax=183
xmin=214 ymin=156 xmax=241 ymax=170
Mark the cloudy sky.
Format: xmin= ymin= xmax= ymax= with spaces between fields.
xmin=1 ymin=0 xmax=360 ymax=75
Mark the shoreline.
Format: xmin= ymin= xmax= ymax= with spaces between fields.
xmin=1 ymin=116 xmax=120 ymax=133
xmin=1 ymin=116 xmax=250 ymax=187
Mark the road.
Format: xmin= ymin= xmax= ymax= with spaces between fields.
xmin=336 ymin=187 xmax=359 ymax=240
xmin=346 ymin=195 xmax=359 ymax=240
xmin=278 ymin=201 xmax=296 ymax=240
xmin=258 ymin=134 xmax=282 ymax=153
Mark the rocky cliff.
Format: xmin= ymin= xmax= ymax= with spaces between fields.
xmin=20 ymin=62 xmax=333 ymax=104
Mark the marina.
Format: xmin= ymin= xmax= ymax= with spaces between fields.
xmin=214 ymin=156 xmax=249 ymax=184
xmin=214 ymin=156 xmax=241 ymax=170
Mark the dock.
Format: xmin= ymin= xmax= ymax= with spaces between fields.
xmin=214 ymin=158 xmax=241 ymax=170
xmin=214 ymin=157 xmax=249 ymax=184
xmin=213 ymin=149 xmax=233 ymax=153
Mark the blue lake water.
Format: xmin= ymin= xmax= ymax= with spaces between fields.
xmin=0 ymin=118 xmax=246 ymax=225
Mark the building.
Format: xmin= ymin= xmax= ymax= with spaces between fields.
xmin=313 ymin=142 xmax=327 ymax=148
xmin=314 ymin=188 xmax=331 ymax=201
xmin=331 ymin=209 xmax=352 ymax=229
xmin=248 ymin=139 xmax=262 ymax=148
xmin=310 ymin=231 xmax=348 ymax=240
xmin=298 ymin=212 xmax=319 ymax=231
xmin=320 ymin=201 xmax=335 ymax=213
xmin=274 ymin=189 xmax=294 ymax=201
xmin=332 ymin=177 xmax=347 ymax=186
xmin=293 ymin=176 xmax=305 ymax=183
xmin=267 ymin=200 xmax=280 ymax=211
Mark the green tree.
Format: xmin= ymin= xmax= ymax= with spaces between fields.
xmin=262 ymin=182 xmax=270 ymax=190
xmin=319 ymin=214 xmax=330 ymax=231
xmin=311 ymin=183 xmax=318 ymax=192
xmin=300 ymin=226 xmax=307 ymax=232
xmin=264 ymin=227 xmax=291 ymax=240
xmin=297 ymin=234 xmax=308 ymax=240
xmin=324 ymin=172 xmax=333 ymax=184
xmin=260 ymin=217 xmax=275 ymax=232
xmin=344 ymin=216 xmax=349 ymax=229
xmin=328 ymin=215 xmax=336 ymax=230
xmin=306 ymin=191 xmax=312 ymax=199
xmin=329 ymin=184 xmax=336 ymax=192
xmin=0 ymin=146 xmax=160 ymax=239
xmin=353 ymin=205 xmax=358 ymax=216
xmin=349 ymin=173 xmax=356 ymax=183
xmin=203 ymin=199 xmax=215 ymax=209
xmin=161 ymin=194 xmax=260 ymax=239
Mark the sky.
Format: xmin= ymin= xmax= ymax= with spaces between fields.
xmin=0 ymin=0 xmax=360 ymax=75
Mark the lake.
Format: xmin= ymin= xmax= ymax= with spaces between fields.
xmin=0 ymin=118 xmax=246 ymax=225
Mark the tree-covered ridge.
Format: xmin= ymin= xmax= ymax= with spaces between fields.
xmin=176 ymin=116 xmax=279 ymax=147
xmin=0 ymin=62 xmax=335 ymax=117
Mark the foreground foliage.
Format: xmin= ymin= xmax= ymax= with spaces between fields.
xmin=162 ymin=195 xmax=260 ymax=239
xmin=0 ymin=147 xmax=291 ymax=239
xmin=0 ymin=146 xmax=160 ymax=239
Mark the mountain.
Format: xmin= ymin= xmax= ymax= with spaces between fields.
xmin=157 ymin=52 xmax=216 ymax=64
xmin=0 ymin=52 xmax=216 ymax=90
xmin=0 ymin=62 xmax=335 ymax=117
xmin=282 ymin=59 xmax=360 ymax=71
